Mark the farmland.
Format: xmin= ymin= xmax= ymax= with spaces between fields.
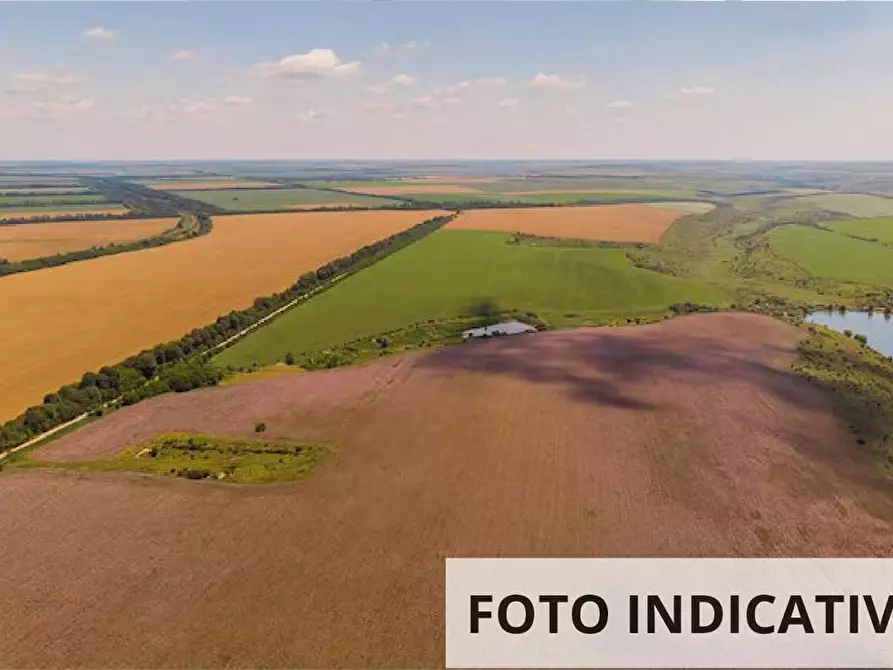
xmin=0 ymin=210 xmax=437 ymax=421
xmin=0 ymin=217 xmax=176 ymax=261
xmin=0 ymin=205 xmax=128 ymax=220
xmin=148 ymin=180 xmax=281 ymax=191
xmin=172 ymin=187 xmax=401 ymax=211
xmin=214 ymin=229 xmax=728 ymax=368
xmin=823 ymin=215 xmax=893 ymax=242
xmin=789 ymin=193 xmax=893 ymax=218
xmin=5 ymin=314 xmax=893 ymax=667
xmin=367 ymin=191 xmax=692 ymax=206
xmin=446 ymin=205 xmax=687 ymax=242
xmin=0 ymin=193 xmax=109 ymax=207
xmin=768 ymin=225 xmax=893 ymax=287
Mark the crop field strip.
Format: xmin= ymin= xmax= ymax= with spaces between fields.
xmin=171 ymin=187 xmax=402 ymax=211
xmin=147 ymin=180 xmax=283 ymax=191
xmin=0 ymin=210 xmax=439 ymax=421
xmin=446 ymin=205 xmax=688 ymax=242
xmin=0 ymin=193 xmax=110 ymax=207
xmin=0 ymin=217 xmax=177 ymax=262
xmin=215 ymin=228 xmax=729 ymax=369
xmin=0 ymin=205 xmax=128 ymax=220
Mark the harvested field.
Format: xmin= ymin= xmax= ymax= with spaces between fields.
xmin=5 ymin=314 xmax=893 ymax=667
xmin=0 ymin=205 xmax=127 ymax=220
xmin=149 ymin=180 xmax=280 ymax=191
xmin=286 ymin=202 xmax=363 ymax=210
xmin=447 ymin=205 xmax=685 ymax=242
xmin=0 ymin=217 xmax=176 ymax=261
xmin=0 ymin=210 xmax=437 ymax=421
xmin=347 ymin=184 xmax=483 ymax=195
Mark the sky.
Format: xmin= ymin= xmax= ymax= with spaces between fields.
xmin=2 ymin=2 xmax=893 ymax=161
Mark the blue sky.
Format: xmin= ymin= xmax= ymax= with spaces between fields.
xmin=2 ymin=2 xmax=893 ymax=160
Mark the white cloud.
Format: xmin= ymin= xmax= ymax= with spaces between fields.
xmin=497 ymin=97 xmax=519 ymax=108
xmin=412 ymin=94 xmax=462 ymax=110
xmin=15 ymin=70 xmax=81 ymax=86
xmin=223 ymin=95 xmax=252 ymax=106
xmin=31 ymin=96 xmax=95 ymax=118
xmin=363 ymin=101 xmax=394 ymax=112
xmin=606 ymin=100 xmax=634 ymax=108
xmin=366 ymin=85 xmax=388 ymax=95
xmin=82 ymin=26 xmax=116 ymax=41
xmin=256 ymin=49 xmax=361 ymax=79
xmin=679 ymin=85 xmax=714 ymax=96
xmin=390 ymin=74 xmax=417 ymax=87
xmin=529 ymin=73 xmax=586 ymax=90
xmin=170 ymin=50 xmax=199 ymax=61
xmin=300 ymin=109 xmax=328 ymax=123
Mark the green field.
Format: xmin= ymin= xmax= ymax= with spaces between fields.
xmin=791 ymin=194 xmax=893 ymax=218
xmin=215 ymin=229 xmax=729 ymax=368
xmin=769 ymin=225 xmax=893 ymax=287
xmin=0 ymin=193 xmax=108 ymax=207
xmin=823 ymin=216 xmax=893 ymax=243
xmin=0 ymin=203 xmax=125 ymax=216
xmin=169 ymin=187 xmax=401 ymax=211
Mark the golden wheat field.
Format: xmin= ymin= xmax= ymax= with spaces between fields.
xmin=0 ymin=210 xmax=437 ymax=421
xmin=0 ymin=206 xmax=128 ymax=221
xmin=0 ymin=217 xmax=176 ymax=262
xmin=447 ymin=205 xmax=686 ymax=242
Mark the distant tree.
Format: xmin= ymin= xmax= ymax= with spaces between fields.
xmin=255 ymin=421 xmax=267 ymax=433
xmin=844 ymin=329 xmax=853 ymax=338
xmin=854 ymin=333 xmax=868 ymax=346
xmin=284 ymin=352 xmax=296 ymax=365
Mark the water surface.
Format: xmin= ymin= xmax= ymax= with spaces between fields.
xmin=806 ymin=310 xmax=893 ymax=357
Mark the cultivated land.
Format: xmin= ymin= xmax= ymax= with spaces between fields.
xmin=343 ymin=184 xmax=484 ymax=195
xmin=215 ymin=229 xmax=728 ymax=368
xmin=0 ymin=217 xmax=176 ymax=261
xmin=148 ymin=180 xmax=281 ymax=190
xmin=0 ymin=205 xmax=127 ymax=220
xmin=768 ymin=225 xmax=893 ymax=287
xmin=791 ymin=193 xmax=893 ymax=218
xmin=174 ymin=187 xmax=400 ymax=211
xmin=5 ymin=314 xmax=893 ymax=667
xmin=447 ymin=204 xmax=687 ymax=242
xmin=0 ymin=210 xmax=437 ymax=421
xmin=0 ymin=193 xmax=108 ymax=207
xmin=0 ymin=187 xmax=88 ymax=195
xmin=824 ymin=215 xmax=893 ymax=242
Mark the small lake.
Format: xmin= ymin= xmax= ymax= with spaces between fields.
xmin=462 ymin=320 xmax=537 ymax=340
xmin=805 ymin=310 xmax=893 ymax=357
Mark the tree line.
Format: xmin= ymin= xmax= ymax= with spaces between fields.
xmin=0 ymin=212 xmax=456 ymax=453
xmin=0 ymin=213 xmax=211 ymax=277
xmin=0 ymin=211 xmax=145 ymax=226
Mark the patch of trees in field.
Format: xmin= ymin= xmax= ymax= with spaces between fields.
xmin=83 ymin=177 xmax=228 ymax=216
xmin=0 ymin=213 xmax=212 ymax=277
xmin=0 ymin=213 xmax=456 ymax=454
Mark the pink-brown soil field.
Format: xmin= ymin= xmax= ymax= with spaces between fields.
xmin=3 ymin=313 xmax=893 ymax=667
xmin=0 ymin=210 xmax=437 ymax=422
xmin=0 ymin=216 xmax=176 ymax=261
xmin=448 ymin=205 xmax=686 ymax=242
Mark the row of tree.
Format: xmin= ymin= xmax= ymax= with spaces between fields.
xmin=0 ymin=211 xmax=145 ymax=226
xmin=0 ymin=214 xmax=211 ymax=277
xmin=0 ymin=213 xmax=456 ymax=453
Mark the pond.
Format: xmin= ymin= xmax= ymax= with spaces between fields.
xmin=805 ymin=310 xmax=893 ymax=357
xmin=462 ymin=320 xmax=537 ymax=340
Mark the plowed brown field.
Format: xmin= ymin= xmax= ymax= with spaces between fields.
xmin=0 ymin=210 xmax=436 ymax=421
xmin=3 ymin=313 xmax=893 ymax=668
xmin=0 ymin=217 xmax=176 ymax=261
xmin=448 ymin=205 xmax=685 ymax=242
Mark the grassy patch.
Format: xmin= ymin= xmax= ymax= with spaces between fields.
xmin=18 ymin=433 xmax=327 ymax=484
xmin=794 ymin=325 xmax=893 ymax=477
xmin=0 ymin=193 xmax=109 ymax=207
xmin=214 ymin=229 xmax=729 ymax=368
xmin=769 ymin=225 xmax=893 ymax=288
xmin=791 ymin=194 xmax=893 ymax=218
xmin=171 ymin=188 xmax=400 ymax=211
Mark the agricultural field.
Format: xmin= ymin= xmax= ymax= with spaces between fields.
xmin=823 ymin=215 xmax=893 ymax=242
xmin=790 ymin=193 xmax=893 ymax=218
xmin=174 ymin=187 xmax=400 ymax=211
xmin=0 ymin=193 xmax=108 ymax=207
xmin=215 ymin=229 xmax=729 ymax=368
xmin=0 ymin=210 xmax=437 ymax=421
xmin=5 ymin=314 xmax=893 ymax=667
xmin=0 ymin=187 xmax=88 ymax=196
xmin=147 ymin=180 xmax=282 ymax=191
xmin=446 ymin=205 xmax=689 ymax=242
xmin=382 ymin=191 xmax=695 ymax=206
xmin=768 ymin=225 xmax=893 ymax=287
xmin=0 ymin=205 xmax=128 ymax=220
xmin=0 ymin=217 xmax=176 ymax=262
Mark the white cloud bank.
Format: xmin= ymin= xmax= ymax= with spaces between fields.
xmin=679 ymin=85 xmax=715 ymax=96
xmin=82 ymin=26 xmax=116 ymax=41
xmin=530 ymin=73 xmax=585 ymax=90
xmin=256 ymin=49 xmax=361 ymax=79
